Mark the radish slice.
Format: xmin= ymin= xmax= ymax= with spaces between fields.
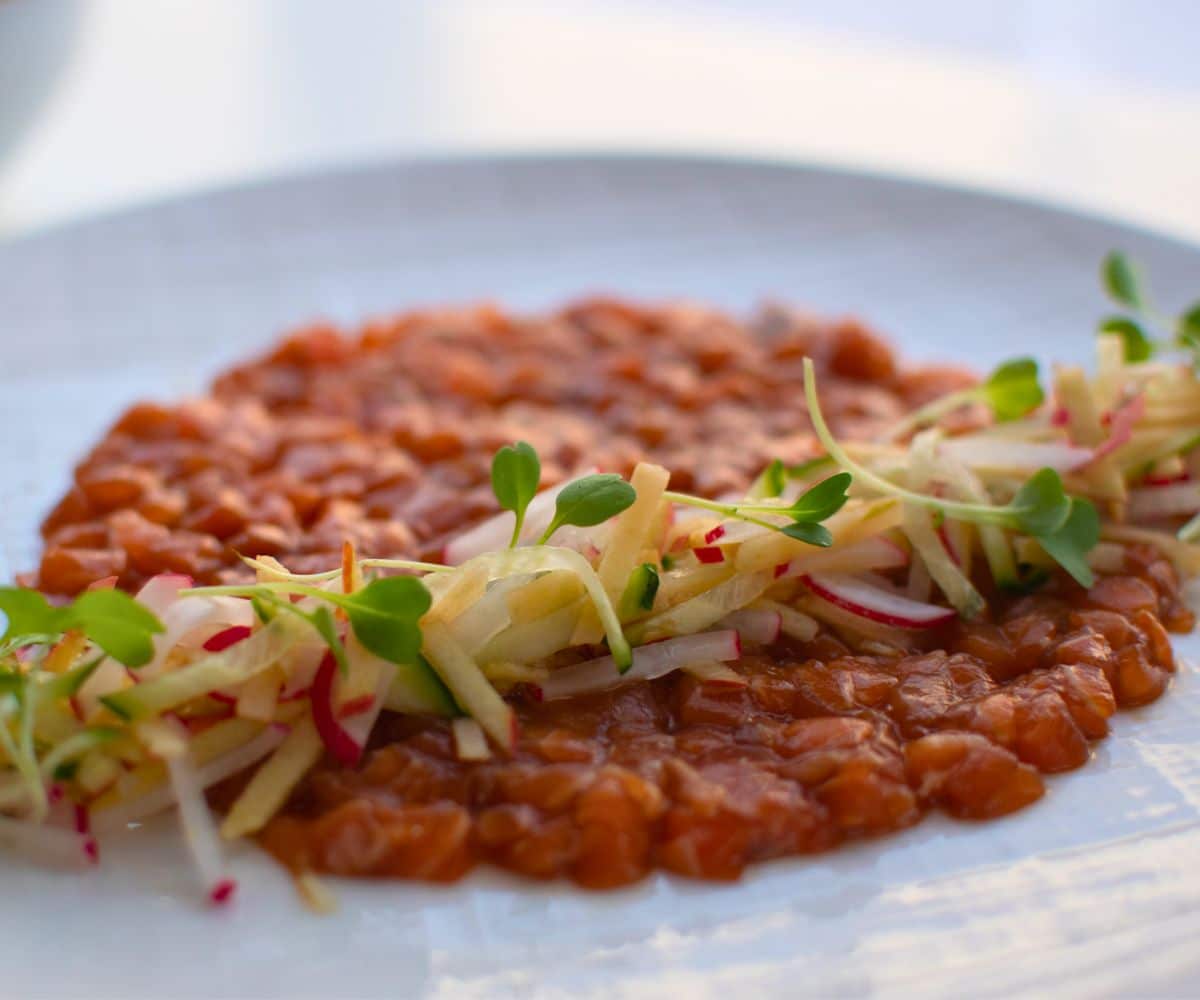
xmin=133 ymin=574 xmax=194 ymax=618
xmin=203 ymin=625 xmax=252 ymax=653
xmin=0 ymin=815 xmax=97 ymax=869
xmin=939 ymin=437 xmax=1093 ymax=473
xmin=165 ymin=750 xmax=235 ymax=905
xmin=444 ymin=470 xmax=598 ymax=564
xmin=92 ymin=724 xmax=289 ymax=832
xmin=139 ymin=596 xmax=258 ymax=679
xmin=801 ymin=573 xmax=956 ymax=629
xmin=1091 ymin=393 xmax=1144 ymax=463
xmin=1129 ymin=482 xmax=1200 ymax=521
xmin=310 ymin=653 xmax=362 ymax=767
xmin=717 ymin=609 xmax=782 ymax=644
xmin=541 ymin=630 xmax=741 ymax=700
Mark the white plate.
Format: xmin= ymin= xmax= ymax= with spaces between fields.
xmin=2 ymin=155 xmax=1198 ymax=999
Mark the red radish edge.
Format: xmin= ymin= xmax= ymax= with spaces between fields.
xmin=311 ymin=653 xmax=363 ymax=767
xmin=694 ymin=546 xmax=725 ymax=564
xmin=203 ymin=625 xmax=252 ymax=653
xmin=704 ymin=525 xmax=726 ymax=544
xmin=209 ymin=878 xmax=237 ymax=905
xmin=1144 ymin=472 xmax=1190 ymax=487
xmin=800 ymin=573 xmax=956 ymax=629
xmin=336 ymin=694 xmax=375 ymax=720
xmin=774 ymin=562 xmax=790 ymax=579
xmin=1090 ymin=394 xmax=1145 ymax=464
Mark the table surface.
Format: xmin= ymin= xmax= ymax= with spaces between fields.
xmin=1 ymin=0 xmax=1198 ymax=244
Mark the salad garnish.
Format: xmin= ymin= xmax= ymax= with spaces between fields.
xmin=0 ymin=251 xmax=1196 ymax=908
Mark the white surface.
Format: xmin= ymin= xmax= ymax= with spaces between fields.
xmin=2 ymin=0 xmax=1200 ymax=242
xmin=1 ymin=156 xmax=1199 ymax=998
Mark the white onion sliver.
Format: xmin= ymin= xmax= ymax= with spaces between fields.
xmin=142 ymin=597 xmax=244 ymax=679
xmin=451 ymin=718 xmax=492 ymax=761
xmin=165 ymin=752 xmax=231 ymax=900
xmin=339 ymin=642 xmax=395 ymax=751
xmin=940 ymin=437 xmax=1093 ymax=473
xmin=780 ymin=535 xmax=909 ymax=579
xmin=1129 ymin=482 xmax=1200 ymax=522
xmin=279 ymin=641 xmax=325 ymax=700
xmin=541 ymin=630 xmax=741 ymax=700
xmin=133 ymin=574 xmax=193 ymax=618
xmin=93 ymin=726 xmax=287 ymax=832
xmin=717 ymin=609 xmax=781 ymax=644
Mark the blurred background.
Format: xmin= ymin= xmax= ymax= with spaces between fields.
xmin=1 ymin=0 xmax=1198 ymax=241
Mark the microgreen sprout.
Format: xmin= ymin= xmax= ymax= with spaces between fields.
xmin=888 ymin=357 xmax=1044 ymax=440
xmin=663 ymin=472 xmax=851 ymax=549
xmin=183 ymin=576 xmax=431 ymax=669
xmin=803 ymin=359 xmax=1100 ymax=586
xmin=537 ymin=474 xmax=637 ymax=544
xmin=491 ymin=441 xmax=541 ymax=547
xmin=1098 ymin=250 xmax=1200 ymax=366
xmin=1101 ymin=251 xmax=1146 ymax=311
xmin=0 ymin=586 xmax=164 ymax=668
xmin=747 ymin=456 xmax=835 ymax=499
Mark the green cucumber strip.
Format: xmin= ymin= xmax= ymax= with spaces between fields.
xmin=384 ymin=656 xmax=460 ymax=717
xmin=618 ymin=564 xmax=660 ymax=619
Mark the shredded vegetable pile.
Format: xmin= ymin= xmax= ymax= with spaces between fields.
xmin=1 ymin=252 xmax=1198 ymax=905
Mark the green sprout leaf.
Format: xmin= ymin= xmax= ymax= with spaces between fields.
xmin=786 ymin=472 xmax=852 ymax=523
xmin=1101 ymin=251 xmax=1146 ymax=310
xmin=1178 ymin=304 xmax=1200 ymax=358
xmin=491 ymin=441 xmax=542 ymax=547
xmin=539 ymin=474 xmax=637 ymax=543
xmin=1036 ymin=498 xmax=1100 ymax=588
xmin=980 ymin=358 xmax=1045 ymax=421
xmin=0 ymin=587 xmax=166 ymax=667
xmin=324 ymin=576 xmax=432 ymax=665
xmin=756 ymin=459 xmax=787 ymax=499
xmin=1099 ymin=316 xmax=1154 ymax=363
xmin=1010 ymin=468 xmax=1072 ymax=537
xmin=63 ymin=589 xmax=165 ymax=668
xmin=781 ymin=521 xmax=833 ymax=547
xmin=0 ymin=588 xmax=64 ymax=640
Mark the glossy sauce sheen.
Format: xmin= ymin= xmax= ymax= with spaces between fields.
xmin=36 ymin=301 xmax=1195 ymax=886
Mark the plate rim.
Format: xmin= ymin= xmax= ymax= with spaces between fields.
xmin=4 ymin=147 xmax=1200 ymax=258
